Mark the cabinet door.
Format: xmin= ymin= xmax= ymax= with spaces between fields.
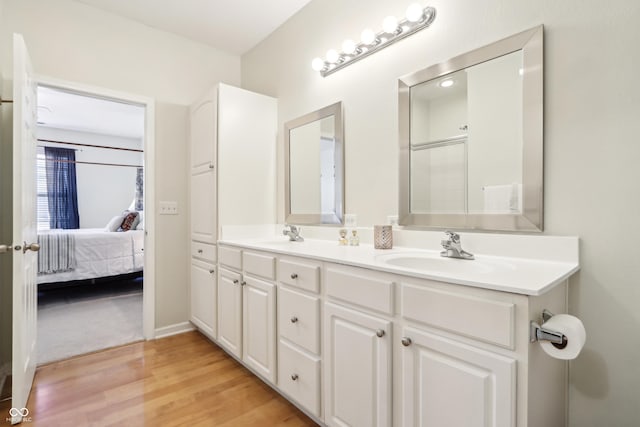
xmin=324 ymin=302 xmax=392 ymax=427
xmin=401 ymin=326 xmax=516 ymax=427
xmin=217 ymin=268 xmax=242 ymax=357
xmin=242 ymin=276 xmax=276 ymax=383
xmin=190 ymin=88 xmax=216 ymax=174
xmin=190 ymin=259 xmax=216 ymax=339
xmin=191 ymin=169 xmax=216 ymax=244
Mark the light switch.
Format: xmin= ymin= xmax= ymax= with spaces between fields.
xmin=159 ymin=201 xmax=178 ymax=215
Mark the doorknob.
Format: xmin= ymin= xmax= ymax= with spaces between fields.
xmin=23 ymin=242 xmax=40 ymax=253
xmin=1 ymin=244 xmax=23 ymax=253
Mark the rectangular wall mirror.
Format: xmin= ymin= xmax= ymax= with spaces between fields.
xmin=285 ymin=102 xmax=344 ymax=225
xmin=398 ymin=26 xmax=543 ymax=231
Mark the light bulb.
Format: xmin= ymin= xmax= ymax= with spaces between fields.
xmin=405 ymin=3 xmax=424 ymax=23
xmin=361 ymin=28 xmax=376 ymax=45
xmin=312 ymin=57 xmax=325 ymax=71
xmin=439 ymin=79 xmax=454 ymax=88
xmin=326 ymin=49 xmax=340 ymax=63
xmin=342 ymin=39 xmax=357 ymax=55
xmin=382 ymin=15 xmax=398 ymax=34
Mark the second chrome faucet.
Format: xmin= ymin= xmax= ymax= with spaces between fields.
xmin=440 ymin=230 xmax=474 ymax=260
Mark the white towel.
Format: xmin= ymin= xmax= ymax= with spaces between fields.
xmin=483 ymin=183 xmax=522 ymax=213
xmin=38 ymin=232 xmax=77 ymax=274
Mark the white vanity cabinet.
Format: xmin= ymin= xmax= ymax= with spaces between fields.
xmin=242 ymin=251 xmax=277 ymax=384
xmin=213 ymin=241 xmax=573 ymax=427
xmin=323 ymin=265 xmax=394 ymax=427
xmin=277 ymin=256 xmax=322 ymax=418
xmin=190 ymin=242 xmax=217 ymax=339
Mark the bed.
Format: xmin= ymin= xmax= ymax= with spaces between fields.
xmin=37 ymin=228 xmax=144 ymax=285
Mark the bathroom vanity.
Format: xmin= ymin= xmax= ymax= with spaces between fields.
xmin=202 ymin=231 xmax=579 ymax=427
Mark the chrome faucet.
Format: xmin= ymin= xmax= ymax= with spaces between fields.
xmin=283 ymin=224 xmax=304 ymax=242
xmin=440 ymin=231 xmax=474 ymax=260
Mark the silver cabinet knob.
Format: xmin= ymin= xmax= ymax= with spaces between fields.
xmin=291 ymin=374 xmax=298 ymax=381
xmin=233 ymin=279 xmax=239 ymax=284
xmin=376 ymin=329 xmax=385 ymax=338
xmin=209 ymin=269 xmax=215 ymax=274
xmin=290 ymin=316 xmax=298 ymax=323
xmin=401 ymin=337 xmax=412 ymax=347
xmin=290 ymin=273 xmax=298 ymax=279
xmin=23 ymin=242 xmax=40 ymax=253
xmin=208 ymin=163 xmax=214 ymax=169
xmin=241 ymin=281 xmax=247 ymax=286
xmin=197 ymin=249 xmax=203 ymax=253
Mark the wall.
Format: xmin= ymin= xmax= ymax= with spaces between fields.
xmin=0 ymin=0 xmax=241 ymax=330
xmin=37 ymin=127 xmax=143 ymax=229
xmin=241 ymin=0 xmax=640 ymax=425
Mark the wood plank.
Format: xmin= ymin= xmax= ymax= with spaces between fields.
xmin=24 ymin=331 xmax=318 ymax=426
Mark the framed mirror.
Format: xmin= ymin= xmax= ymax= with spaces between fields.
xmin=285 ymin=102 xmax=344 ymax=224
xmin=398 ymin=26 xmax=543 ymax=231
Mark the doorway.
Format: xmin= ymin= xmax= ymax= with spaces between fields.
xmin=33 ymin=78 xmax=156 ymax=364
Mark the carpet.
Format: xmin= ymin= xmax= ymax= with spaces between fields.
xmin=37 ymin=279 xmax=143 ymax=365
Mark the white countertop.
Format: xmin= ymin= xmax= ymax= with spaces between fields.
xmin=217 ymin=236 xmax=580 ymax=296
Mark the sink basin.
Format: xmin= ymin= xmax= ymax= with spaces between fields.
xmin=376 ymin=252 xmax=514 ymax=275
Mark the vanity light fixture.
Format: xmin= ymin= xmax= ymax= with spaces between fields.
xmin=311 ymin=3 xmax=437 ymax=77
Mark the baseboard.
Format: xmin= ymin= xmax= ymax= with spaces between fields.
xmin=154 ymin=322 xmax=194 ymax=339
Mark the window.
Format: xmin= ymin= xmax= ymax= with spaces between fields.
xmin=36 ymin=147 xmax=50 ymax=231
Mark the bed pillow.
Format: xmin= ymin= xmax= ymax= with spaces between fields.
xmin=105 ymin=214 xmax=126 ymax=232
xmin=118 ymin=211 xmax=139 ymax=232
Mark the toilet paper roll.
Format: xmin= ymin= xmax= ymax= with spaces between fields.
xmin=539 ymin=314 xmax=586 ymax=360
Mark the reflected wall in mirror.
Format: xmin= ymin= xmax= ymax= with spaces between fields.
xmin=285 ymin=102 xmax=344 ymax=224
xmin=399 ymin=26 xmax=543 ymax=231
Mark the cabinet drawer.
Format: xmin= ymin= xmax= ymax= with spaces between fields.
xmin=219 ymin=246 xmax=242 ymax=270
xmin=401 ymin=282 xmax=515 ymax=349
xmin=243 ymin=251 xmax=276 ymax=280
xmin=325 ymin=265 xmax=394 ymax=315
xmin=278 ymin=339 xmax=321 ymax=418
xmin=191 ymin=241 xmax=216 ymax=263
xmin=278 ymin=287 xmax=320 ymax=354
xmin=278 ymin=257 xmax=320 ymax=293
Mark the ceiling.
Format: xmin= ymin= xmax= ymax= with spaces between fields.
xmin=38 ymin=86 xmax=145 ymax=140
xmin=73 ymin=0 xmax=314 ymax=55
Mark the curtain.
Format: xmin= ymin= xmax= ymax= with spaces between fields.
xmin=45 ymin=147 xmax=80 ymax=229
xmin=135 ymin=167 xmax=144 ymax=211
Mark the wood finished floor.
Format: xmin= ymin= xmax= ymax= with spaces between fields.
xmin=24 ymin=331 xmax=318 ymax=427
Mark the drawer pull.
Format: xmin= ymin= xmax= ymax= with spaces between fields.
xmin=241 ymin=281 xmax=247 ymax=286
xmin=209 ymin=269 xmax=215 ymax=274
xmin=290 ymin=273 xmax=298 ymax=279
xmin=401 ymin=337 xmax=412 ymax=347
xmin=197 ymin=249 xmax=203 ymax=254
xmin=290 ymin=316 xmax=298 ymax=324
xmin=291 ymin=374 xmax=299 ymax=381
xmin=233 ymin=279 xmax=239 ymax=284
xmin=376 ymin=329 xmax=385 ymax=338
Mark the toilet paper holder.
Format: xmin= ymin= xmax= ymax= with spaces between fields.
xmin=530 ymin=309 xmax=568 ymax=349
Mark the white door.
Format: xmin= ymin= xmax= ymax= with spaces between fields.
xmin=242 ymin=276 xmax=276 ymax=383
xmin=11 ymin=33 xmax=39 ymax=424
xmin=324 ymin=302 xmax=392 ymax=427
xmin=401 ymin=326 xmax=516 ymax=427
xmin=217 ymin=268 xmax=242 ymax=357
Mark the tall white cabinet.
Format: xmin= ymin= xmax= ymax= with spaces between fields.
xmin=189 ymin=83 xmax=277 ymax=342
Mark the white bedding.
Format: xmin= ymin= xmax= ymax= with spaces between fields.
xmin=37 ymin=228 xmax=144 ymax=284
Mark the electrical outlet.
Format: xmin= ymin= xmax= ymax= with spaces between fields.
xmin=387 ymin=215 xmax=399 ymax=226
xmin=344 ymin=214 xmax=357 ymax=227
xmin=159 ymin=201 xmax=178 ymax=215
